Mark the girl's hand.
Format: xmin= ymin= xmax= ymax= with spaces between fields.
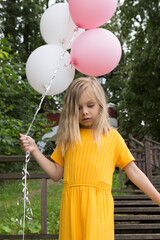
xmin=20 ymin=134 xmax=38 ymax=153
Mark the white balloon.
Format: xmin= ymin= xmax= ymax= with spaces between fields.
xmin=40 ymin=3 xmax=85 ymax=49
xmin=48 ymin=0 xmax=56 ymax=7
xmin=26 ymin=45 xmax=75 ymax=96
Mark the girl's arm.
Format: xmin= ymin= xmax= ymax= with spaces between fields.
xmin=20 ymin=134 xmax=64 ymax=182
xmin=124 ymin=161 xmax=160 ymax=206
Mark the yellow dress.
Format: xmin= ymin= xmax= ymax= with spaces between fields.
xmin=51 ymin=129 xmax=134 ymax=240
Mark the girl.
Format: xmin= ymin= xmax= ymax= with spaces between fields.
xmin=20 ymin=77 xmax=160 ymax=240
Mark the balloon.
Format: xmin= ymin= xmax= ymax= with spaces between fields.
xmin=48 ymin=0 xmax=56 ymax=7
xmin=69 ymin=0 xmax=118 ymax=29
xmin=26 ymin=45 xmax=75 ymax=96
xmin=70 ymin=28 xmax=122 ymax=76
xmin=40 ymin=3 xmax=85 ymax=49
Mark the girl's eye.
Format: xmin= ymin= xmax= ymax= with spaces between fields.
xmin=88 ymin=104 xmax=94 ymax=108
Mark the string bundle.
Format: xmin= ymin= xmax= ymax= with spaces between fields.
xmin=18 ymin=27 xmax=78 ymax=240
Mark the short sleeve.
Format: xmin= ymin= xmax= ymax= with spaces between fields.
xmin=115 ymin=131 xmax=135 ymax=169
xmin=50 ymin=145 xmax=64 ymax=167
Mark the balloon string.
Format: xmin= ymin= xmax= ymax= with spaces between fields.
xmin=22 ymin=150 xmax=31 ymax=240
xmin=26 ymin=26 xmax=79 ymax=137
xmin=23 ymin=152 xmax=28 ymax=240
xmin=21 ymin=26 xmax=79 ymax=240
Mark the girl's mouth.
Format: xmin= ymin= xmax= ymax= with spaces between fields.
xmin=83 ymin=118 xmax=91 ymax=121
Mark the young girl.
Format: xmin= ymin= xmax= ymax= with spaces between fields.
xmin=20 ymin=77 xmax=160 ymax=240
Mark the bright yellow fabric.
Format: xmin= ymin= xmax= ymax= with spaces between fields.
xmin=51 ymin=129 xmax=134 ymax=240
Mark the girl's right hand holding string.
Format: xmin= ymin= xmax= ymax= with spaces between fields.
xmin=20 ymin=134 xmax=38 ymax=154
xmin=20 ymin=134 xmax=64 ymax=181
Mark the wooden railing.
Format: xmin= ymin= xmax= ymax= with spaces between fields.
xmin=0 ymin=155 xmax=59 ymax=240
xmin=0 ymin=136 xmax=159 ymax=239
xmin=118 ymin=136 xmax=152 ymax=191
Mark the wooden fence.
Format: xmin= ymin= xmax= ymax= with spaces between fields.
xmin=126 ymin=135 xmax=160 ymax=190
xmin=0 ymin=136 xmax=160 ymax=239
xmin=0 ymin=155 xmax=56 ymax=240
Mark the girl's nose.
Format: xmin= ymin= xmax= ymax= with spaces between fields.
xmin=82 ymin=107 xmax=88 ymax=115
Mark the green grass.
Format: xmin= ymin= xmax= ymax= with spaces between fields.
xmin=112 ymin=170 xmax=129 ymax=195
xmin=0 ymin=171 xmax=126 ymax=235
xmin=0 ymin=179 xmax=63 ymax=235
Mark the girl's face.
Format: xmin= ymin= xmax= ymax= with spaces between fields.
xmin=78 ymin=89 xmax=100 ymax=129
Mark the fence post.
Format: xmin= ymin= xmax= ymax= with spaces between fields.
xmin=145 ymin=142 xmax=152 ymax=182
xmin=41 ymin=178 xmax=47 ymax=234
xmin=119 ymin=168 xmax=124 ymax=190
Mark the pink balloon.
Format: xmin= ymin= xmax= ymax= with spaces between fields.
xmin=70 ymin=28 xmax=122 ymax=76
xmin=69 ymin=0 xmax=118 ymax=29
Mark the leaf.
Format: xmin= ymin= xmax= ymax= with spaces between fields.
xmin=2 ymin=226 xmax=12 ymax=233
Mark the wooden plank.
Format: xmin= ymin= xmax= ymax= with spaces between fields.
xmin=115 ymin=234 xmax=160 ymax=240
xmin=114 ymin=207 xmax=160 ymax=213
xmin=0 ymin=173 xmax=50 ymax=180
xmin=115 ymin=223 xmax=160 ymax=230
xmin=145 ymin=142 xmax=152 ymax=181
xmin=0 ymin=234 xmax=59 ymax=239
xmin=129 ymin=135 xmax=144 ymax=147
xmin=129 ymin=149 xmax=145 ymax=153
xmin=114 ymin=200 xmax=156 ymax=206
xmin=119 ymin=168 xmax=124 ymax=189
xmin=145 ymin=137 xmax=160 ymax=145
xmin=0 ymin=155 xmax=30 ymax=162
xmin=114 ymin=195 xmax=149 ymax=200
xmin=1 ymin=233 xmax=160 ymax=240
xmin=115 ymin=215 xmax=160 ymax=221
xmin=112 ymin=189 xmax=142 ymax=193
xmin=152 ymin=153 xmax=160 ymax=156
xmin=41 ymin=178 xmax=47 ymax=234
xmin=0 ymin=155 xmax=51 ymax=162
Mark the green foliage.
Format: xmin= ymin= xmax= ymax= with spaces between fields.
xmin=0 ymin=38 xmax=52 ymax=155
xmin=117 ymin=0 xmax=160 ymax=141
xmin=102 ymin=0 xmax=160 ymax=141
xmin=0 ymin=0 xmax=47 ymax=61
xmin=0 ymin=0 xmax=160 ymax=157
xmin=0 ymin=179 xmax=63 ymax=235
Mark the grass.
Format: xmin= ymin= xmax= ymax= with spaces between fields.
xmin=0 ymin=178 xmax=63 ymax=235
xmin=0 ymin=170 xmax=127 ymax=235
xmin=112 ymin=169 xmax=129 ymax=196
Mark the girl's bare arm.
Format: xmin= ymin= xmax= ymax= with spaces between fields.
xmin=124 ymin=161 xmax=160 ymax=206
xmin=20 ymin=134 xmax=64 ymax=181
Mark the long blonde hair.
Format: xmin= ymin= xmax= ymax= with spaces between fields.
xmin=56 ymin=77 xmax=111 ymax=156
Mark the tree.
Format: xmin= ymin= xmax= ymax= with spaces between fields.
xmin=0 ymin=0 xmax=47 ymax=61
xmin=1 ymin=0 xmax=160 ymax=150
xmin=0 ymin=38 xmax=51 ymax=155
xmin=115 ymin=0 xmax=160 ymax=141
xmin=99 ymin=1 xmax=127 ymax=107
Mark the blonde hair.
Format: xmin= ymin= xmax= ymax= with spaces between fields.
xmin=56 ymin=77 xmax=111 ymax=156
